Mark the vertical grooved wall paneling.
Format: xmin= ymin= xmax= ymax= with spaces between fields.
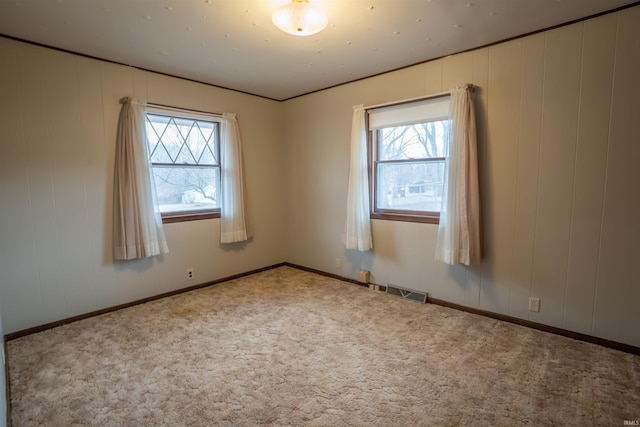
xmin=563 ymin=14 xmax=617 ymax=335
xmin=510 ymin=34 xmax=545 ymax=321
xmin=531 ymin=24 xmax=583 ymax=328
xmin=592 ymin=6 xmax=640 ymax=345
xmin=283 ymin=6 xmax=640 ymax=347
xmin=482 ymin=40 xmax=522 ymax=315
xmin=1 ymin=6 xmax=638 ymax=347
xmin=0 ymin=38 xmax=286 ymax=334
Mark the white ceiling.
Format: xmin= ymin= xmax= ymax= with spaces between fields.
xmin=0 ymin=0 xmax=637 ymax=101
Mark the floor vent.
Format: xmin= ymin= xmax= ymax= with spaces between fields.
xmin=385 ymin=285 xmax=427 ymax=304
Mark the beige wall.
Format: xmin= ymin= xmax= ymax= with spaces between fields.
xmin=0 ymin=38 xmax=286 ymax=334
xmin=284 ymin=6 xmax=640 ymax=347
xmin=1 ymin=6 xmax=639 ymax=348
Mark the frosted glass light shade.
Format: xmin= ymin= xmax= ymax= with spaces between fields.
xmin=272 ymin=0 xmax=328 ymax=36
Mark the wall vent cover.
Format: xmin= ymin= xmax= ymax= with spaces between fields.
xmin=385 ymin=285 xmax=427 ymax=304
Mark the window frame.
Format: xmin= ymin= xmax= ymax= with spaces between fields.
xmin=367 ymin=95 xmax=450 ymax=224
xmin=145 ymin=107 xmax=222 ymax=224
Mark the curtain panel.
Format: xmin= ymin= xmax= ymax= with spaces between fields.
xmin=113 ymin=97 xmax=169 ymax=260
xmin=435 ymin=85 xmax=481 ymax=265
xmin=344 ymin=104 xmax=373 ymax=251
xmin=220 ymin=113 xmax=251 ymax=243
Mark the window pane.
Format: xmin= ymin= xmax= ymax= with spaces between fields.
xmin=189 ymin=121 xmax=217 ymax=165
xmin=146 ymin=111 xmax=220 ymax=219
xmin=376 ymin=161 xmax=445 ymax=212
xmin=152 ymin=166 xmax=220 ymax=213
xmin=147 ymin=115 xmax=173 ymax=163
xmin=146 ymin=114 xmax=218 ymax=166
xmin=379 ymin=121 xmax=449 ymax=161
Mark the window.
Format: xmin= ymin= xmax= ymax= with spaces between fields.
xmin=368 ymin=95 xmax=450 ymax=223
xmin=145 ymin=108 xmax=221 ymax=223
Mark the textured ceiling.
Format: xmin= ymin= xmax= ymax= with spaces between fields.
xmin=0 ymin=0 xmax=637 ymax=101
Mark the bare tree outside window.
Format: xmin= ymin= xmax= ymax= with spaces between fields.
xmin=375 ymin=120 xmax=449 ymax=214
xmin=146 ymin=113 xmax=221 ymax=217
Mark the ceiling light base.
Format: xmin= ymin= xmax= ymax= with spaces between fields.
xmin=272 ymin=0 xmax=328 ymax=37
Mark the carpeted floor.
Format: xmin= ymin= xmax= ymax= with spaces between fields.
xmin=7 ymin=266 xmax=640 ymax=426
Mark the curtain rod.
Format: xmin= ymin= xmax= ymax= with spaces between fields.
xmin=146 ymin=102 xmax=222 ymax=117
xmin=364 ymin=84 xmax=474 ymax=111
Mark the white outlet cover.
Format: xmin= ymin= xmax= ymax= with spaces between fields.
xmin=529 ymin=297 xmax=540 ymax=312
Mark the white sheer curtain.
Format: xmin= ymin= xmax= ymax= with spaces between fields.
xmin=113 ymin=97 xmax=169 ymax=260
xmin=435 ymin=85 xmax=481 ymax=265
xmin=344 ymin=105 xmax=373 ymax=251
xmin=220 ymin=113 xmax=250 ymax=243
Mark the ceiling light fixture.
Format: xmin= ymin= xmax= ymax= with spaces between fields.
xmin=272 ymin=0 xmax=328 ymax=37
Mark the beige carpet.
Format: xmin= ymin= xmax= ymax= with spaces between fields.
xmin=7 ymin=266 xmax=640 ymax=426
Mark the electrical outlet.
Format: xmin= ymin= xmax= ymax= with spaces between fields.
xmin=528 ymin=297 xmax=540 ymax=312
xmin=335 ymin=258 xmax=341 ymax=268
xmin=186 ymin=268 xmax=194 ymax=280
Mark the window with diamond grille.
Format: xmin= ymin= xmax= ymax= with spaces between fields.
xmin=145 ymin=109 xmax=221 ymax=222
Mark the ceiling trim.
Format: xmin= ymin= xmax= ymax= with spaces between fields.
xmin=0 ymin=33 xmax=281 ymax=103
xmin=2 ymin=1 xmax=638 ymax=103
xmin=280 ymin=0 xmax=640 ymax=101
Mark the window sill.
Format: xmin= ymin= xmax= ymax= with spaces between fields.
xmin=370 ymin=212 xmax=440 ymax=224
xmin=161 ymin=210 xmax=220 ymax=224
